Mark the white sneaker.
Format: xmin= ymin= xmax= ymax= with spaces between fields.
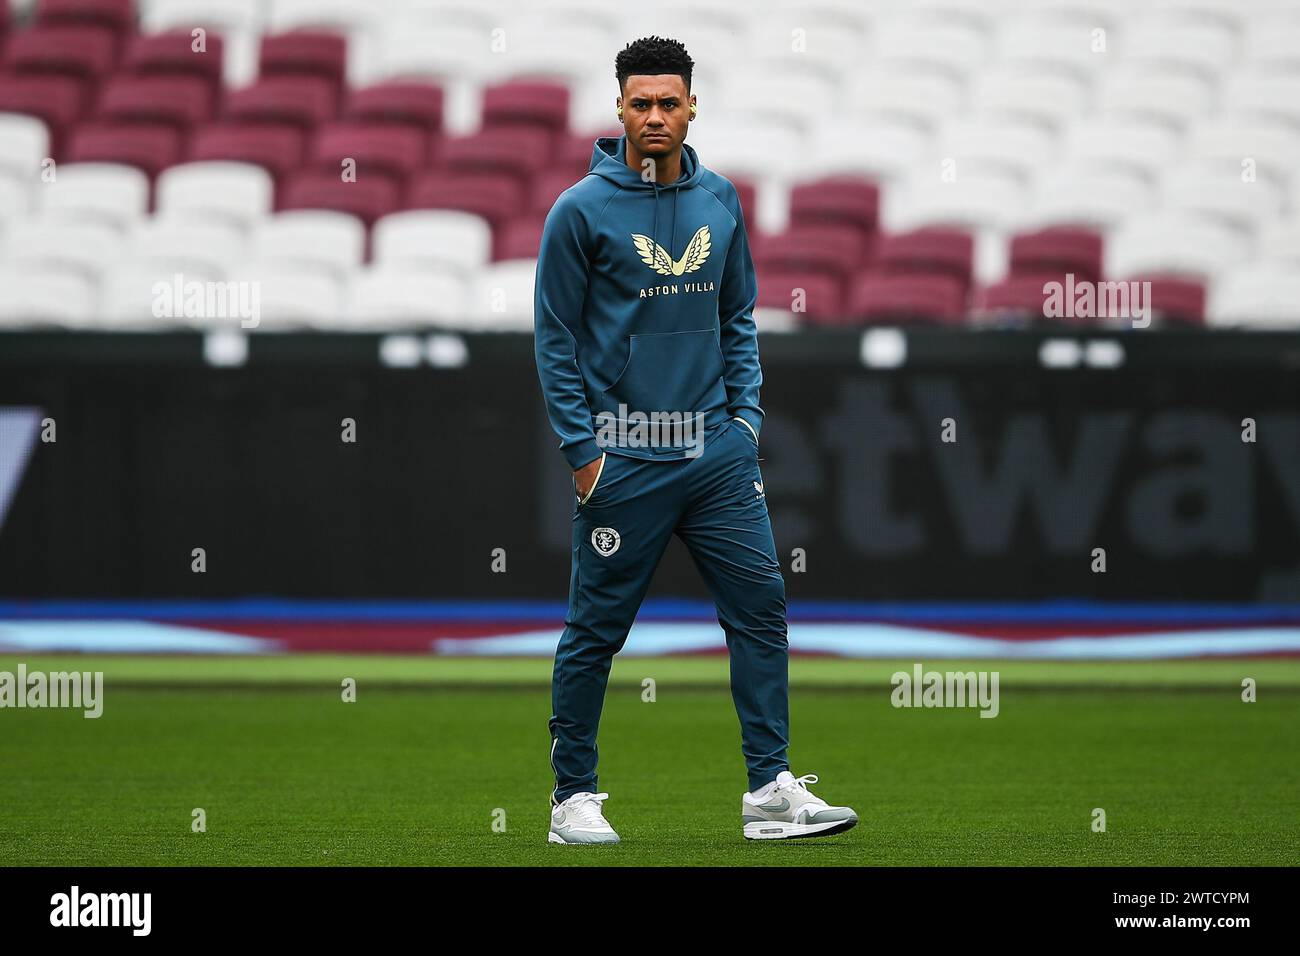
xmin=548 ymin=792 xmax=620 ymax=845
xmin=742 ymin=771 xmax=858 ymax=840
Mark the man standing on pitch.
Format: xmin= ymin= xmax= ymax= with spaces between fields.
xmin=533 ymin=36 xmax=858 ymax=844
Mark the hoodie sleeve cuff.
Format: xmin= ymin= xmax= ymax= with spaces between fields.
xmin=731 ymin=409 xmax=762 ymax=445
xmin=563 ymin=438 xmax=603 ymax=472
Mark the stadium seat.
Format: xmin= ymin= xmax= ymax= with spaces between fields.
xmin=1208 ymin=266 xmax=1300 ymax=329
xmin=223 ymin=75 xmax=338 ymax=129
xmin=267 ymin=0 xmax=381 ymax=35
xmin=253 ymin=210 xmax=365 ymax=274
xmin=346 ymin=266 xmax=468 ymax=328
xmin=480 ymin=80 xmax=570 ymax=135
xmin=141 ymin=0 xmax=262 ymax=34
xmin=280 ymin=169 xmax=401 ymax=229
xmin=407 ymin=171 xmax=525 ymax=234
xmin=874 ymin=16 xmax=988 ymax=77
xmin=1187 ymin=119 xmax=1300 ymax=186
xmin=936 ymin=117 xmax=1056 ymax=179
xmin=845 ymin=67 xmax=964 ymax=130
xmin=1099 ymin=66 xmax=1215 ymax=127
xmin=0 ymin=72 xmax=85 ymax=159
xmin=1060 ymin=117 xmax=1180 ymax=180
xmin=887 ymin=170 xmax=1028 ymax=233
xmin=235 ymin=264 xmax=346 ymax=329
xmin=528 ymin=166 xmax=590 ymax=216
xmin=849 ymin=274 xmax=968 ymax=326
xmin=1008 ymin=227 xmax=1104 ymax=284
xmin=258 ymin=30 xmax=348 ymax=94
xmin=100 ymin=263 xmax=238 ymax=330
xmin=1129 ymin=275 xmax=1207 ymax=327
xmin=996 ymin=17 xmax=1106 ymax=77
xmin=788 ymin=177 xmax=879 ymax=245
xmin=755 ymin=271 xmax=846 ymax=327
xmin=1123 ymin=16 xmax=1236 ymax=79
xmin=36 ymin=160 xmax=148 ymax=226
xmin=96 ymin=75 xmax=215 ymax=129
xmin=0 ymin=111 xmax=49 ymax=179
xmin=34 ymin=0 xmax=134 ymax=35
xmin=362 ymin=24 xmax=502 ymax=86
xmin=973 ymin=276 xmax=1057 ymax=324
xmin=466 ymin=259 xmax=537 ymax=331
xmin=1108 ymin=214 xmax=1247 ymax=281
xmin=371 ymin=209 xmax=491 ymax=273
xmin=1223 ymin=72 xmax=1300 ymax=126
xmin=872 ymin=228 xmax=975 ymax=291
xmin=0 ymin=265 xmax=96 ymax=327
xmin=66 ymin=122 xmax=183 ymax=178
xmin=0 ymin=217 xmax=122 ymax=281
xmin=717 ymin=62 xmax=838 ymax=134
xmin=156 ymin=161 xmax=274 ymax=227
xmin=310 ymin=122 xmax=428 ymax=183
xmin=970 ymin=66 xmax=1089 ymax=130
xmin=188 ymin=123 xmax=306 ymax=183
xmin=1243 ymin=11 xmax=1300 ymax=71
xmin=1028 ymin=169 xmax=1155 ymax=230
xmin=755 ymin=224 xmax=870 ymax=290
xmin=126 ymin=217 xmax=247 ymax=279
xmin=436 ymin=127 xmax=554 ymax=185
xmin=343 ymin=80 xmax=444 ymax=134
xmin=4 ymin=24 xmax=118 ymax=79
xmin=123 ymin=30 xmax=226 ymax=98
xmin=496 ymin=214 xmax=544 ymax=262
xmin=1257 ymin=221 xmax=1300 ymax=266
xmin=1161 ymin=164 xmax=1284 ymax=233
xmin=0 ymin=172 xmax=29 ymax=224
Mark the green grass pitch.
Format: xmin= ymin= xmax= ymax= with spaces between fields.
xmin=1 ymin=655 xmax=1297 ymax=866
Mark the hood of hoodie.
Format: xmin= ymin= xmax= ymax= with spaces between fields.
xmin=588 ymin=132 xmax=704 ymax=261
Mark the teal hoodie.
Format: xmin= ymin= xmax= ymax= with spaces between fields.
xmin=533 ymin=132 xmax=762 ymax=469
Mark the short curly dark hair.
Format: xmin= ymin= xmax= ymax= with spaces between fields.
xmin=615 ymin=35 xmax=693 ymax=92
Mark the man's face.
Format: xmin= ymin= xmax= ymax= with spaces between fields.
xmin=618 ymin=74 xmax=694 ymax=156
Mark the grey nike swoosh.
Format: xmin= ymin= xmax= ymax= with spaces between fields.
xmin=757 ymin=797 xmax=790 ymax=812
xmin=554 ymin=811 xmax=567 ymax=824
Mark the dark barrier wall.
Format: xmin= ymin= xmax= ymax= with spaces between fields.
xmin=1 ymin=330 xmax=1298 ymax=601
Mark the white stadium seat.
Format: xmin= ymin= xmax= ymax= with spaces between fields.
xmin=0 ymin=267 xmax=96 ymax=329
xmin=1107 ymin=214 xmax=1248 ymax=282
xmin=1223 ymin=72 xmax=1300 ymax=126
xmin=38 ymin=163 xmax=149 ymax=229
xmin=1060 ymin=117 xmax=1180 ymax=179
xmin=253 ymin=211 xmax=366 ymax=276
xmin=466 ymin=260 xmax=538 ymax=332
xmin=156 ymin=162 xmax=275 ymax=229
xmin=372 ymin=210 xmax=492 ymax=274
xmin=1 ymin=219 xmax=123 ymax=282
xmin=346 ymin=267 xmax=469 ymax=328
xmin=127 ymin=219 xmax=249 ymax=280
xmin=1098 ymin=67 xmax=1215 ymax=126
xmin=1209 ymin=266 xmax=1300 ymax=329
xmin=0 ymin=113 xmax=49 ymax=181
xmin=1028 ymin=169 xmax=1156 ymax=229
xmin=970 ymin=68 xmax=1090 ymax=129
xmin=845 ymin=68 xmax=965 ymax=129
xmin=1257 ymin=221 xmax=1300 ymax=266
xmin=1161 ymin=164 xmax=1285 ymax=234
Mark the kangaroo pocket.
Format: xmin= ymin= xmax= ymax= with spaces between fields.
xmin=602 ymin=328 xmax=725 ymax=417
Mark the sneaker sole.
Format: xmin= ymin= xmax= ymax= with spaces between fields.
xmin=547 ymin=830 xmax=620 ymax=845
xmin=743 ymin=816 xmax=858 ymax=840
